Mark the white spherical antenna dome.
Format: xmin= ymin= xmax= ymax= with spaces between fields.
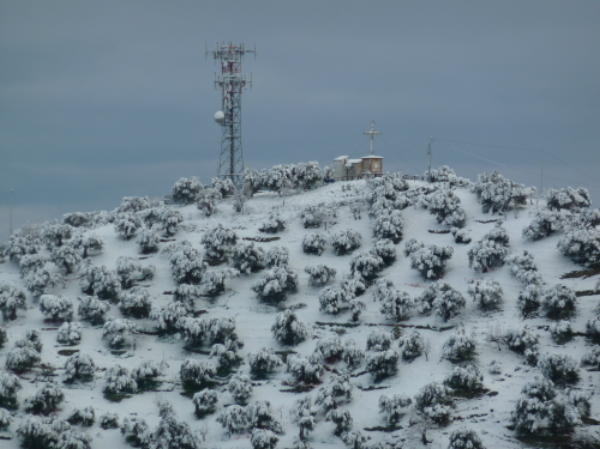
xmin=214 ymin=110 xmax=225 ymax=125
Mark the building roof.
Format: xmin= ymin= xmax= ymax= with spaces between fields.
xmin=361 ymin=155 xmax=384 ymax=159
xmin=334 ymin=155 xmax=349 ymax=161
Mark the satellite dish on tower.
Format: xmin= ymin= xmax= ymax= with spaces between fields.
xmin=214 ymin=110 xmax=225 ymax=125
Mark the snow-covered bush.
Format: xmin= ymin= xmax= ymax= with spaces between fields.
xmin=43 ymin=224 xmax=73 ymax=249
xmin=452 ymin=228 xmax=471 ymax=244
xmin=201 ymin=269 xmax=232 ymax=297
xmin=404 ymin=238 xmax=425 ymax=257
xmin=326 ymin=409 xmax=353 ymax=436
xmin=302 ymin=232 xmax=327 ymax=255
xmin=0 ymin=372 xmax=21 ymax=409
xmin=507 ymin=251 xmax=543 ymax=285
xmin=0 ymin=282 xmax=27 ymax=320
xmin=179 ymin=359 xmax=217 ymax=393
xmin=523 ymin=210 xmax=570 ymax=241
xmin=253 ymin=266 xmax=298 ymax=302
xmin=341 ymin=340 xmax=365 ymax=370
xmin=318 ymin=285 xmax=354 ymax=315
xmin=265 ymin=246 xmax=289 ymax=267
xmin=366 ymin=350 xmax=399 ymax=381
xmin=63 ymin=211 xmax=93 ymax=228
xmin=137 ymin=228 xmax=160 ymax=254
xmin=5 ymin=333 xmax=42 ymax=373
xmin=169 ymin=243 xmax=207 ymax=285
xmin=228 ymin=374 xmax=253 ymax=405
xmin=538 ymin=354 xmax=579 ymax=386
xmin=421 ymin=189 xmax=467 ymax=228
xmin=271 ymin=310 xmax=307 ymax=346
xmin=196 ymin=189 xmax=219 ymax=217
xmin=287 ymin=354 xmax=324 ymax=385
xmin=67 ymin=406 xmax=95 ymax=426
xmin=63 ymin=353 xmax=95 ymax=383
xmin=99 ymin=413 xmax=119 ymax=429
xmin=157 ymin=209 xmax=184 ymax=237
xmin=305 ymin=264 xmax=336 ymax=287
xmin=547 ymin=187 xmax=591 ymax=211
xmin=442 ymin=330 xmax=477 ymax=363
xmin=331 ymin=230 xmax=362 ymax=255
xmin=117 ymin=196 xmax=153 ymax=214
xmin=114 ymin=214 xmax=142 ymax=240
xmin=373 ymin=210 xmax=404 ymax=243
xmin=371 ymin=239 xmax=397 ymax=266
xmin=172 ymin=177 xmax=203 ymax=204
xmin=419 ymin=282 xmax=466 ymax=322
xmin=217 ymin=405 xmax=249 ymax=436
xmin=52 ymin=244 xmax=82 ymax=275
xmin=102 ymin=319 xmax=136 ymax=350
xmin=549 ymin=320 xmax=573 ymax=344
xmin=251 ymin=429 xmax=279 ymax=449
xmin=414 ymin=382 xmax=454 ymax=426
xmin=366 ymin=330 xmax=393 ymax=352
xmin=542 ymin=284 xmax=577 ymax=320
xmin=314 ymin=374 xmax=353 ymax=412
xmin=39 ymin=294 xmax=73 ymax=323
xmin=119 ymin=288 xmax=152 ymax=318
xmin=120 ymin=416 xmax=150 ymax=447
xmin=300 ymin=205 xmax=327 ymax=228
xmin=192 ymin=389 xmax=218 ymax=418
xmin=443 ymin=365 xmax=484 ymax=397
xmin=132 ymin=360 xmax=165 ymax=391
xmin=231 ymin=243 xmax=266 ymax=274
xmin=210 ymin=341 xmax=243 ymax=375
xmin=503 ymin=327 xmax=539 ymax=365
xmin=585 ymin=315 xmax=600 ymax=343
xmin=447 ymin=429 xmax=486 ymax=449
xmin=56 ymin=322 xmax=82 ymax=345
xmin=340 ymin=275 xmax=367 ymax=298
xmin=557 ymin=228 xmax=600 ymax=267
xmin=378 ymin=394 xmax=412 ymax=426
xmin=201 ymin=224 xmax=237 ymax=265
xmin=18 ymin=417 xmax=91 ymax=449
xmin=249 ymin=348 xmax=282 ymax=379
xmin=425 ymin=165 xmax=469 ymax=186
xmin=149 ymin=401 xmax=203 ymax=449
xmin=211 ymin=176 xmax=235 ymax=197
xmin=379 ymin=286 xmax=413 ymax=322
xmin=510 ymin=377 xmax=585 ymax=436
xmin=24 ymin=383 xmax=64 ymax=415
xmin=0 ymin=327 xmax=5 ymax=349
xmin=517 ymin=284 xmax=543 ymax=318
xmin=399 ymin=331 xmax=425 ymax=361
xmin=116 ymin=257 xmax=155 ymax=290
xmin=409 ymin=244 xmax=453 ymax=280
xmin=103 ymin=365 xmax=138 ymax=400
xmin=473 ymin=171 xmax=530 ymax=214
xmin=73 ymin=235 xmax=103 ymax=258
xmin=77 ymin=295 xmax=109 ymax=325
xmin=468 ymin=225 xmax=510 ymax=273
xmin=468 ymin=279 xmax=503 ymax=311
xmin=247 ymin=400 xmax=283 ymax=434
xmin=350 ymin=252 xmax=384 ymax=285
xmin=80 ymin=265 xmax=120 ymax=301
xmin=581 ymin=347 xmax=600 ymax=369
xmin=259 ymin=214 xmax=286 ymax=234
xmin=22 ymin=261 xmax=62 ymax=297
xmin=0 ymin=408 xmax=11 ymax=430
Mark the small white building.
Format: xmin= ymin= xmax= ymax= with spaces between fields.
xmin=332 ymin=155 xmax=384 ymax=180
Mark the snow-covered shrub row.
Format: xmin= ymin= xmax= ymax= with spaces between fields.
xmin=265 ymin=246 xmax=289 ymax=267
xmin=5 ymin=331 xmax=42 ymax=373
xmin=468 ymin=225 xmax=510 ymax=273
xmin=366 ymin=349 xmax=399 ymax=381
xmin=472 ymin=171 xmax=531 ymax=214
xmin=522 ymin=210 xmax=571 ymax=241
xmin=546 ymin=187 xmax=591 ymax=211
xmin=414 ymin=382 xmax=454 ymax=426
xmin=179 ymin=316 xmax=239 ymax=350
xmin=538 ymin=353 xmax=579 ymax=386
xmin=305 ymin=264 xmax=336 ymax=287
xmin=442 ymin=330 xmax=477 ymax=363
xmin=419 ymin=282 xmax=466 ymax=322
xmin=151 ymin=301 xmax=189 ymax=335
xmin=201 ymin=224 xmax=237 ymax=265
xmin=39 ymin=294 xmax=73 ymax=323
xmin=418 ymin=188 xmax=466 ymax=228
xmin=252 ymin=266 xmax=298 ymax=303
xmin=138 ymin=206 xmax=184 ymax=237
xmin=17 ymin=416 xmax=91 ymax=449
xmin=443 ymin=365 xmax=484 ymax=397
xmin=102 ymin=319 xmax=136 ymax=350
xmin=80 ymin=265 xmax=120 ymax=301
xmin=331 ymin=229 xmax=362 ymax=255
xmin=259 ymin=214 xmax=286 ymax=234
xmin=249 ymin=162 xmax=324 ymax=194
xmin=287 ymin=354 xmax=324 ymax=385
xmin=557 ymin=228 xmax=600 ymax=267
xmin=0 ymin=282 xmax=26 ymax=320
xmin=0 ymin=372 xmax=21 ymax=409
xmin=169 ymin=242 xmax=206 ymax=285
xmin=63 ymin=353 xmax=95 ymax=383
xmin=24 ymin=383 xmax=64 ymax=415
xmin=171 ymin=177 xmax=203 ymax=204
xmin=231 ymin=242 xmax=266 ymax=274
xmin=425 ymin=165 xmax=470 ymax=186
xmin=248 ymin=348 xmax=282 ymax=379
xmin=510 ymin=377 xmax=589 ymax=436
xmin=56 ymin=322 xmax=82 ymax=345
xmin=272 ymin=310 xmax=308 ymax=346
xmin=77 ymin=295 xmax=109 ymax=325
xmin=447 ymin=429 xmax=486 ymax=449
xmin=116 ymin=196 xmax=155 ymax=214
xmin=507 ymin=251 xmax=543 ymax=285
xmin=132 ymin=360 xmax=165 ymax=391
xmin=302 ymin=232 xmax=327 ymax=255
xmin=542 ymin=284 xmax=577 ymax=320
xmin=468 ymin=279 xmax=503 ymax=311
xmin=409 ymin=243 xmax=453 ymax=280
xmin=503 ymin=327 xmax=539 ymax=365
xmin=373 ymin=210 xmax=404 ymax=244
xmin=217 ymin=399 xmax=283 ymax=437
xmin=114 ymin=213 xmax=142 ymax=240
xmin=399 ymin=331 xmax=425 ymax=361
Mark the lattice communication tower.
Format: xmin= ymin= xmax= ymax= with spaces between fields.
xmin=210 ymin=42 xmax=255 ymax=185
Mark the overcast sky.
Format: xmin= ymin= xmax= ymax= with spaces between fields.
xmin=1 ymin=0 xmax=599 ymax=238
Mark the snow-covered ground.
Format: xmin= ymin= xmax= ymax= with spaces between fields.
xmin=0 ymin=168 xmax=599 ymax=449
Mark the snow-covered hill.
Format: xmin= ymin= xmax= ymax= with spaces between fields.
xmin=1 ymin=165 xmax=599 ymax=449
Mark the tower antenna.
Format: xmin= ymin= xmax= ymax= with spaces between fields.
xmin=363 ymin=120 xmax=381 ymax=155
xmin=427 ymin=137 xmax=434 ymax=176
xmin=210 ymin=42 xmax=255 ymax=186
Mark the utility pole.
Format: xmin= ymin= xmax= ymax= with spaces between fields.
xmin=8 ymin=188 xmax=14 ymax=237
xmin=427 ymin=137 xmax=434 ymax=176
